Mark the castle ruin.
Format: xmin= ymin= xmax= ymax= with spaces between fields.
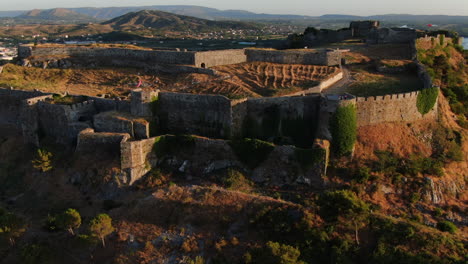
xmin=0 ymin=27 xmax=443 ymax=187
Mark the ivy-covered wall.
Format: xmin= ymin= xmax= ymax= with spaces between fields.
xmin=330 ymin=104 xmax=357 ymax=157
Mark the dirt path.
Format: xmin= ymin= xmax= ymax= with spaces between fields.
xmin=321 ymin=66 xmax=352 ymax=94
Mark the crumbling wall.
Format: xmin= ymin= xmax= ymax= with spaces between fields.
xmin=131 ymin=89 xmax=159 ymax=117
xmin=0 ymin=88 xmax=46 ymax=126
xmin=121 ymin=137 xmax=157 ymax=184
xmin=245 ymin=49 xmax=342 ymax=66
xmin=367 ymin=28 xmax=417 ymax=44
xmin=120 ymin=136 xmax=329 ymax=187
xmin=90 ymin=96 xmax=131 ymax=113
xmin=194 ymin=49 xmax=247 ymax=68
xmin=303 ymin=28 xmax=353 ymax=46
xmin=94 ymin=111 xmax=150 ymax=139
xmin=76 ymin=128 xmax=130 ymax=153
xmin=157 ymin=92 xmax=232 ymax=138
xmin=350 ymin=20 xmax=380 ymax=37
xmin=36 ymin=100 xmax=97 ymax=144
xmin=20 ymin=94 xmax=55 ymax=146
xmin=416 ymin=35 xmax=460 ymax=50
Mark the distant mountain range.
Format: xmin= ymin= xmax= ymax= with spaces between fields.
xmin=2 ymin=5 xmax=465 ymax=23
xmin=16 ymin=8 xmax=95 ymax=22
xmin=103 ymin=10 xmax=259 ymax=32
xmin=0 ymin=6 xmax=466 ymax=28
xmin=0 ymin=6 xmax=467 ymax=35
xmin=0 ymin=5 xmax=314 ymax=21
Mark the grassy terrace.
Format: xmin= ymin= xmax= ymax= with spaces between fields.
xmin=347 ymin=67 xmax=423 ymax=96
xmin=346 ymin=64 xmax=423 ymax=97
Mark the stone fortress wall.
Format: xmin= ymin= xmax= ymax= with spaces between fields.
xmin=3 ymin=33 xmax=442 ymax=185
xmin=194 ymin=49 xmax=247 ymax=68
xmin=18 ymin=45 xmax=343 ymax=71
xmin=157 ymin=92 xmax=233 ymax=138
xmin=245 ymin=49 xmax=342 ymax=66
xmin=355 ymin=61 xmax=437 ymax=126
xmin=416 ymin=35 xmax=463 ymax=49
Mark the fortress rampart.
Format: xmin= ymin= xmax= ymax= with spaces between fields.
xmin=416 ymin=35 xmax=462 ymax=49
xmin=355 ymin=91 xmax=437 ymax=126
xmin=2 ymin=36 xmax=441 ymax=186
xmin=245 ymin=49 xmax=342 ymax=66
xmin=18 ymin=45 xmax=343 ymax=70
xmin=194 ymin=49 xmax=247 ymax=68
xmin=19 ymin=45 xmax=197 ymax=65
xmin=157 ymin=92 xmax=233 ymax=138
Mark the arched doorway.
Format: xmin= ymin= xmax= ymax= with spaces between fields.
xmin=200 ymin=63 xmax=206 ymax=68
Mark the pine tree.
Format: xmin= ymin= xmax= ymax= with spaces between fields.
xmin=89 ymin=214 xmax=114 ymax=247
xmin=57 ymin=208 xmax=81 ymax=235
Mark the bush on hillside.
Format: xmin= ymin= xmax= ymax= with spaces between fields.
xmin=436 ymin=221 xmax=458 ymax=234
xmin=153 ymin=135 xmax=196 ymax=157
xmin=416 ymin=87 xmax=439 ymax=115
xmin=330 ymin=104 xmax=357 ymax=157
xmin=245 ymin=241 xmax=306 ymax=264
xmin=229 ymin=138 xmax=274 ymax=169
xmin=294 ymin=147 xmax=326 ymax=172
xmin=317 ymin=190 xmax=369 ymax=223
xmin=221 ymin=168 xmax=253 ymax=193
xmin=32 ymin=149 xmax=53 ymax=172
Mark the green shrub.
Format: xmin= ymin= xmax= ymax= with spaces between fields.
xmin=432 ymin=127 xmax=463 ymax=161
xmin=436 ymin=221 xmax=457 ymax=234
xmin=188 ymin=256 xmax=205 ymax=264
xmin=354 ymin=166 xmax=371 ymax=183
xmin=229 ymin=138 xmax=275 ymax=169
xmin=140 ymin=169 xmax=168 ymax=188
xmin=330 ymin=104 xmax=357 ymax=157
xmin=0 ymin=208 xmax=27 ymax=245
xmin=401 ymin=156 xmax=444 ymax=177
xmin=56 ymin=208 xmax=81 ymax=235
xmin=294 ymin=147 xmax=326 ymax=172
xmin=32 ymin=149 xmax=53 ymax=172
xmin=409 ymin=193 xmax=421 ymax=204
xmin=433 ymin=208 xmax=444 ymax=218
xmin=21 ymin=243 xmax=53 ymax=264
xmin=153 ymin=135 xmax=196 ymax=157
xmin=89 ymin=213 xmax=114 ymax=247
xmin=221 ymin=168 xmax=253 ymax=192
xmin=317 ymin=190 xmax=369 ymax=222
xmin=439 ymin=34 xmax=445 ymax=46
xmin=374 ymin=151 xmax=399 ymax=174
xmin=416 ymin=87 xmax=439 ymax=115
xmin=74 ymin=234 xmax=98 ymax=248
xmin=246 ymin=241 xmax=306 ymax=264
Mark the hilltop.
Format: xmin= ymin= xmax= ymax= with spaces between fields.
xmin=102 ymin=10 xmax=259 ymax=32
xmin=0 ymin=20 xmax=466 ymax=264
xmin=16 ymin=8 xmax=96 ymax=22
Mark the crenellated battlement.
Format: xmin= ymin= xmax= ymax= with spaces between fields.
xmin=355 ymin=90 xmax=420 ymax=102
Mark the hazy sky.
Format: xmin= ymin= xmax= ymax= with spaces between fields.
xmin=2 ymin=0 xmax=468 ymax=16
